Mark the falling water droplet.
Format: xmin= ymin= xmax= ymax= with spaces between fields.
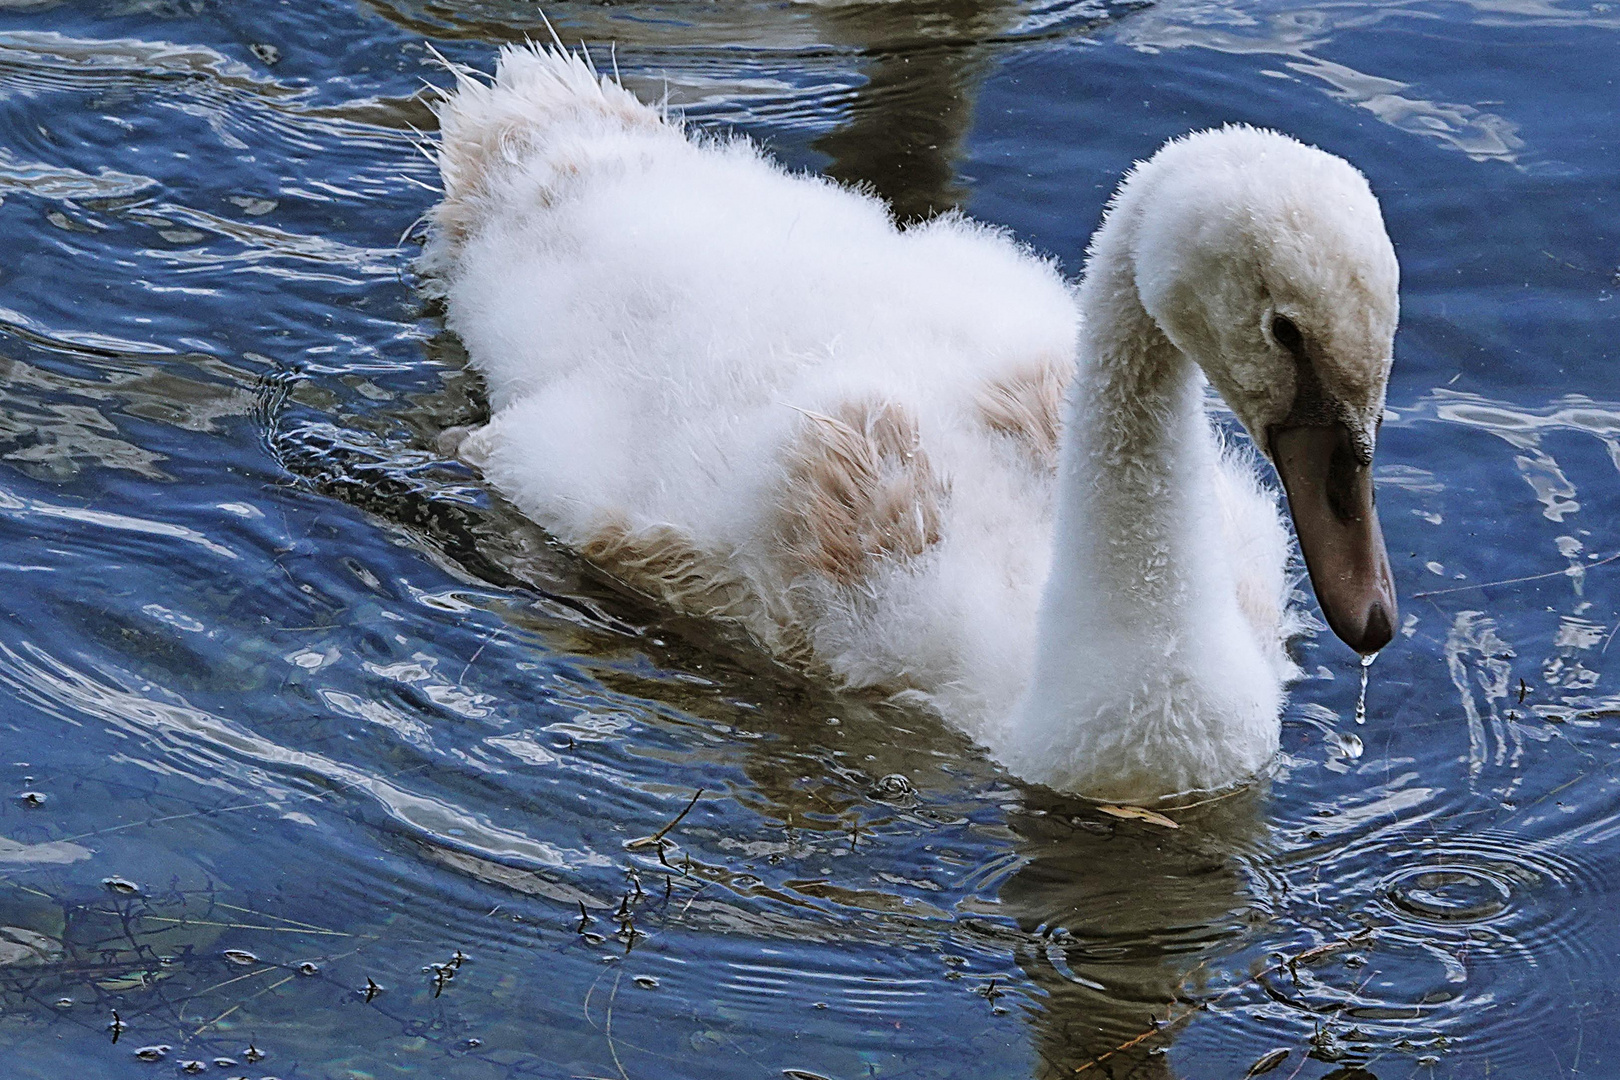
xmin=1355 ymin=651 xmax=1377 ymax=726
xmin=1338 ymin=730 xmax=1364 ymax=759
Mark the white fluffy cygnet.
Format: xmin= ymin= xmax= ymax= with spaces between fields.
xmin=420 ymin=45 xmax=1400 ymax=803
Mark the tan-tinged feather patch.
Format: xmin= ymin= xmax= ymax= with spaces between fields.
xmin=426 ymin=49 xmax=664 ymax=259
xmin=578 ymin=519 xmax=815 ymax=669
xmin=580 ymin=521 xmax=749 ymax=618
xmin=776 ymin=399 xmax=948 ymax=585
xmin=977 ymin=356 xmax=1072 ymax=471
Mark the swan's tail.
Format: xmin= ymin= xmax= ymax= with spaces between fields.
xmin=422 ymin=42 xmax=669 ymax=278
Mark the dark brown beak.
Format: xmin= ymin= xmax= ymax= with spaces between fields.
xmin=1269 ymin=423 xmax=1397 ymax=655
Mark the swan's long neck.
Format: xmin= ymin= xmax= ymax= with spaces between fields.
xmin=1008 ymin=207 xmax=1280 ymax=801
xmin=1053 ymin=232 xmax=1223 ymax=636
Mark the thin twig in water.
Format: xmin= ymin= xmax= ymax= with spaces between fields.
xmin=457 ymin=624 xmax=503 ymax=687
xmin=139 ymin=916 xmax=349 ymax=936
xmin=1281 ymin=1046 xmax=1311 ymax=1080
xmin=61 ymin=798 xmax=291 ymax=843
xmin=193 ymin=972 xmax=297 ymax=1035
xmin=1074 ymin=1016 xmax=1185 ymax=1074
xmin=627 ymin=788 xmax=704 ymax=849
xmin=679 ymin=881 xmax=709 ymax=916
xmin=1412 ymin=551 xmax=1620 ymax=598
xmin=211 ymin=901 xmax=340 ymax=934
xmin=1072 ymin=928 xmax=1375 ymax=1074
xmin=582 ymin=967 xmax=609 ymax=1031
xmin=604 ymin=970 xmax=630 ymax=1080
xmin=184 ymin=964 xmax=278 ymax=1001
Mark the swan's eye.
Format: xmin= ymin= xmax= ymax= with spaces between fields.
xmin=1271 ymin=314 xmax=1304 ymax=357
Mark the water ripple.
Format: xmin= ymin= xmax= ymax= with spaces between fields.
xmin=0 ymin=640 xmax=609 ymax=871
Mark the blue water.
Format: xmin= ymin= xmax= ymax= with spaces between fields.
xmin=0 ymin=1 xmax=1616 ymax=1077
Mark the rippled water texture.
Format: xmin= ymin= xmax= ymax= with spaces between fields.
xmin=0 ymin=1 xmax=1616 ymax=1077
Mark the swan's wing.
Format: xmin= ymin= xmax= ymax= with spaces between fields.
xmin=429 ymin=45 xmax=1079 ymax=697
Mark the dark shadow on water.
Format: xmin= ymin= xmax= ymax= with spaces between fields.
xmin=810 ymin=0 xmax=1005 ymax=222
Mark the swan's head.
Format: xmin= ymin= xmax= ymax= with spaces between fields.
xmin=1128 ymin=126 xmax=1399 ymax=654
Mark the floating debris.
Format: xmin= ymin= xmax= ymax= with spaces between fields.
xmin=249 ymin=43 xmax=281 ymax=65
xmin=427 ymin=962 xmax=457 ymax=997
xmin=1309 ymin=1025 xmax=1347 ymax=1062
xmin=1245 ymin=1048 xmax=1289 ymax=1076
xmin=627 ymin=788 xmax=705 ymax=850
xmin=297 ymin=961 xmax=320 ymax=976
xmin=633 ymin=975 xmax=659 ymax=989
xmin=361 ymin=977 xmax=383 ymax=1003
xmin=180 ymin=1061 xmax=206 ymax=1074
xmin=242 ymin=1043 xmax=266 ymax=1064
xmin=222 ymin=949 xmax=260 ymax=966
xmin=108 ymin=1010 xmax=127 ymax=1043
xmin=133 ymin=1044 xmax=170 ymax=1062
xmin=1095 ymin=804 xmax=1179 ymax=829
xmin=102 ymin=876 xmax=141 ymax=895
xmin=15 ymin=791 xmax=45 ymax=807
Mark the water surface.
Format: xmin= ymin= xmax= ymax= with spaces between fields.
xmin=0 ymin=1 xmax=1617 ymax=1077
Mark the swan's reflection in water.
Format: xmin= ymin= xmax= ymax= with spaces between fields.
xmin=286 ymin=295 xmax=1272 ymax=1077
xmin=807 ymin=0 xmax=1008 ymax=222
xmin=282 ymin=386 xmax=1270 ymax=1073
xmin=1000 ymin=796 xmax=1262 ymax=1079
xmin=561 ymin=627 xmax=1273 ymax=1079
xmin=361 ymin=0 xmax=1133 ymax=221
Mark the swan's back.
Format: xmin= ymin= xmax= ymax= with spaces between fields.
xmin=423 ymin=45 xmax=1092 ymax=733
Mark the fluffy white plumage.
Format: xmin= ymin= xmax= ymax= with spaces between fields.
xmin=421 ymin=45 xmax=1399 ymax=802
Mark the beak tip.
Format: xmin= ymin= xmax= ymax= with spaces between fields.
xmin=1272 ymin=422 xmax=1398 ymax=659
xmin=1349 ymin=600 xmax=1395 ymax=656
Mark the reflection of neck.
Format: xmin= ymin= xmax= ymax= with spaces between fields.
xmin=1001 ymin=792 xmax=1264 ymax=1077
xmin=811 ymin=2 xmax=1002 ymax=221
xmin=1007 ymin=207 xmax=1276 ymax=799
